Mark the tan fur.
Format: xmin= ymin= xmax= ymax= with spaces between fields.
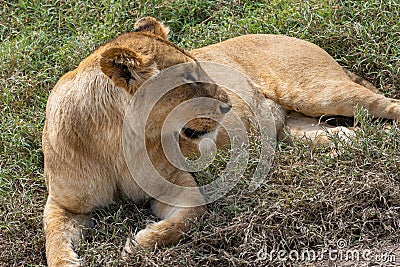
xmin=42 ymin=17 xmax=400 ymax=266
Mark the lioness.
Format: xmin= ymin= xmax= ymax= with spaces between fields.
xmin=42 ymin=17 xmax=400 ymax=266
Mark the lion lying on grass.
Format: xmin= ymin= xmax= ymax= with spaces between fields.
xmin=42 ymin=17 xmax=400 ymax=266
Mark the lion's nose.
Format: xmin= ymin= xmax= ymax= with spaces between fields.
xmin=219 ymin=101 xmax=232 ymax=114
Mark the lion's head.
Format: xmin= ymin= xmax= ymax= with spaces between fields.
xmin=97 ymin=17 xmax=231 ymax=145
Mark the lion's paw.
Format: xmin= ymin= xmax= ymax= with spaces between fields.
xmin=122 ymin=237 xmax=144 ymax=258
xmin=135 ymin=221 xmax=182 ymax=249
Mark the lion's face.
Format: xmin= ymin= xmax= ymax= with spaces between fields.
xmin=178 ymin=83 xmax=231 ymax=141
xmin=146 ymin=80 xmax=231 ymax=141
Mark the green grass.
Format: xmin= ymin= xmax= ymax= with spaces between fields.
xmin=1 ymin=0 xmax=399 ymax=266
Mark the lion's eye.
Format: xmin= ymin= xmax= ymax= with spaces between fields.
xmin=182 ymin=72 xmax=198 ymax=83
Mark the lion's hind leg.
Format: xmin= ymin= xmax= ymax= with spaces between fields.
xmin=295 ymin=81 xmax=400 ymax=121
xmin=331 ymin=83 xmax=400 ymax=120
xmin=44 ymin=197 xmax=90 ymax=267
xmin=344 ymin=70 xmax=379 ymax=94
xmin=283 ymin=112 xmax=355 ymax=145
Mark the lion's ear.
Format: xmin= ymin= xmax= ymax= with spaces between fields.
xmin=100 ymin=47 xmax=158 ymax=94
xmin=133 ymin=16 xmax=170 ymax=40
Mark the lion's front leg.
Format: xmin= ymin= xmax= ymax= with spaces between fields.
xmin=284 ymin=111 xmax=356 ymax=144
xmin=44 ymin=197 xmax=91 ymax=267
xmin=132 ymin=202 xmax=206 ymax=249
xmin=124 ymin=172 xmax=206 ymax=251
